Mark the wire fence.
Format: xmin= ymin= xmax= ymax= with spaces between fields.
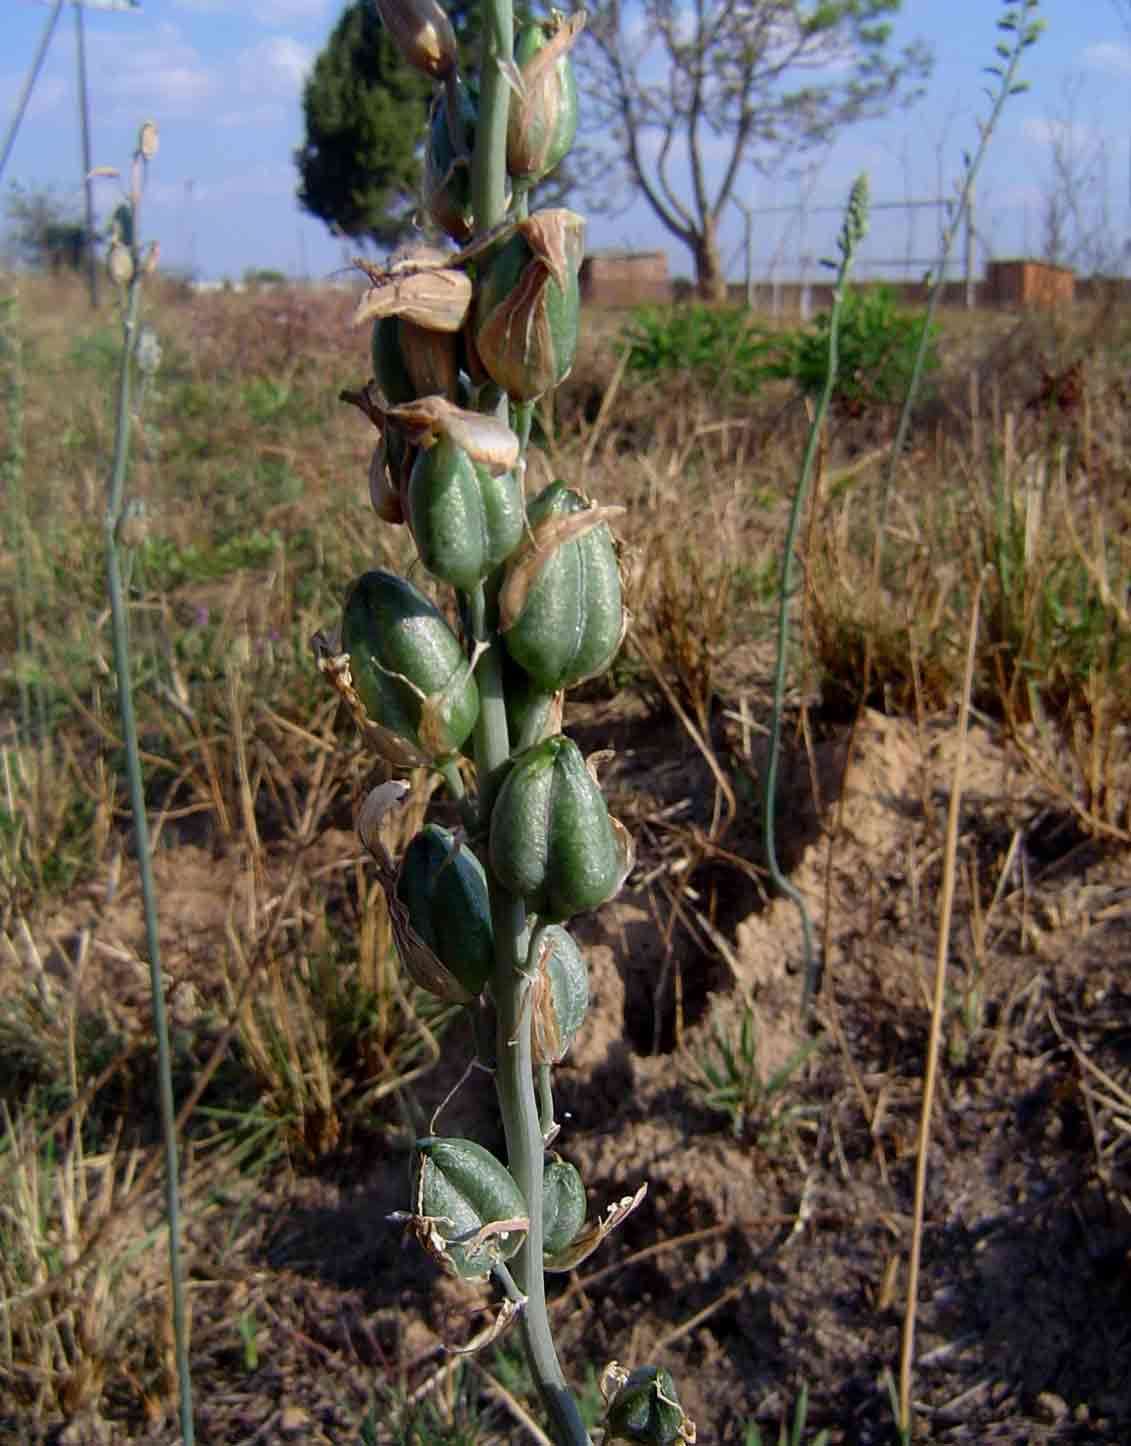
xmin=726 ymin=192 xmax=976 ymax=317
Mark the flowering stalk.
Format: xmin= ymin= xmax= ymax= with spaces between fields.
xmin=100 ymin=124 xmax=195 ymax=1444
xmin=319 ymin=2 xmax=693 ymax=1442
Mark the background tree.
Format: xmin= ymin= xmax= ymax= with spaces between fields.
xmin=297 ymin=1 xmax=582 ymax=252
xmin=1038 ymin=75 xmax=1124 ymax=278
xmin=3 ymin=181 xmax=87 ymax=272
xmin=296 ymin=1 xmax=436 ymax=249
xmin=579 ymin=0 xmax=931 ymax=300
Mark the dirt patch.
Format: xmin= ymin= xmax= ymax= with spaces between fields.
xmin=6 ymin=701 xmax=1131 ymax=1444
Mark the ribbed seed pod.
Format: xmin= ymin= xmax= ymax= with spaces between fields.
xmin=542 ymin=1155 xmax=587 ymax=1257
xmin=371 ymin=316 xmax=420 ymax=406
xmin=394 ymin=826 xmax=494 ymax=1000
xmin=507 ymin=13 xmax=583 ymax=184
xmin=411 ymin=1137 xmax=528 ymax=1279
xmin=528 ymin=922 xmax=588 ymax=1064
xmin=474 ymin=210 xmax=585 ymax=400
xmin=406 ymin=435 xmax=525 ymax=591
xmin=489 ymin=735 xmax=632 ymax=922
xmin=501 ymin=481 xmax=625 ymax=692
xmin=340 ymin=570 xmax=478 ymax=760
xmin=603 ymin=1366 xmax=694 ymax=1446
xmin=424 ymin=81 xmax=476 ymax=243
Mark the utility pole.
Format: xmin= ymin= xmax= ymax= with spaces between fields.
xmin=75 ymin=0 xmax=98 ymax=306
xmin=3 ymin=1 xmax=141 ymax=300
xmin=0 ymin=0 xmax=65 ymax=188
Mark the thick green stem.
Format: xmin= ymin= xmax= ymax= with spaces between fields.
xmin=467 ymin=3 xmax=588 ymax=1433
xmin=470 ymin=0 xmax=513 ymax=230
xmin=104 ymin=271 xmax=195 ymax=1443
xmin=469 ymin=586 xmax=588 ymax=1443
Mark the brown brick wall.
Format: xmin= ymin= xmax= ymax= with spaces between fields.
xmin=580 ymin=252 xmax=671 ymax=306
xmin=985 ymin=260 xmax=1074 ymax=307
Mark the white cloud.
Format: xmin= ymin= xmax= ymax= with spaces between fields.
xmin=173 ymin=0 xmax=326 ymax=23
xmin=174 ymin=166 xmax=297 ymax=202
xmin=0 ymin=72 xmax=65 ymax=120
xmin=216 ymin=104 xmax=287 ymax=130
xmin=236 ymin=35 xmax=312 ymax=98
xmin=1081 ymin=41 xmax=1131 ymax=76
xmin=91 ymin=22 xmax=218 ymax=116
xmin=1022 ymin=116 xmax=1102 ymax=150
xmin=250 ymin=0 xmax=328 ymax=22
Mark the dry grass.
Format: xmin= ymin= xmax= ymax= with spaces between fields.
xmin=2 ymin=272 xmax=1130 ymax=1440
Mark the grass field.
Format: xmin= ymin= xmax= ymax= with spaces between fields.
xmin=2 ymin=270 xmax=1130 ymax=1443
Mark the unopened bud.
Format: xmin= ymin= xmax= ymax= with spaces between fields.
xmin=137 ymin=120 xmax=159 ymax=160
xmin=373 ymin=0 xmax=457 ymax=80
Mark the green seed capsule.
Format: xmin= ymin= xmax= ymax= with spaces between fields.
xmin=406 ymin=434 xmax=525 ymax=591
xmin=489 ymin=735 xmax=631 ymax=922
xmin=424 ymin=81 xmax=476 ymax=243
xmin=474 ymin=210 xmax=584 ymax=401
xmin=507 ymin=15 xmax=582 ymax=183
xmin=341 ymin=570 xmax=478 ymax=760
xmin=395 ymin=826 xmax=494 ymax=998
xmin=502 ymin=482 xmax=625 ymax=692
xmin=542 ymin=1155 xmax=587 ymax=1257
xmin=528 ymin=922 xmax=588 ymax=1064
xmin=604 ymin=1366 xmax=693 ymax=1446
xmin=371 ymin=315 xmax=417 ymax=405
xmin=412 ymin=1136 xmax=528 ymax=1279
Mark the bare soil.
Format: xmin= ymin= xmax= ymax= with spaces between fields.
xmin=9 ymin=687 xmax=1131 ymax=1445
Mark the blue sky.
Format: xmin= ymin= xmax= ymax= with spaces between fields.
xmin=2 ymin=0 xmax=1129 ymax=283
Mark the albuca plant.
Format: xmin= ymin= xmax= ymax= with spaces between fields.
xmin=311 ymin=2 xmax=693 ymax=1442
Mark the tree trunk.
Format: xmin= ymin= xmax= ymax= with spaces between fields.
xmin=693 ymin=218 xmax=727 ymax=303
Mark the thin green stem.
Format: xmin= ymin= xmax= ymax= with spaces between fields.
xmin=0 ymin=294 xmax=30 ymax=741
xmin=103 ymin=208 xmax=195 ymax=1445
xmin=764 ymin=179 xmax=867 ymax=1022
xmin=871 ymin=7 xmax=1042 ymax=591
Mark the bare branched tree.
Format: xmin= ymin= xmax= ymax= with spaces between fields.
xmin=1038 ymin=75 xmax=1123 ymax=278
xmin=578 ymin=0 xmax=931 ymax=300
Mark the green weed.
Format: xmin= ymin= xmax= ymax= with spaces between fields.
xmin=686 ymin=1005 xmax=820 ymax=1150
xmin=621 ymin=304 xmax=780 ymax=397
xmin=782 ymin=285 xmax=939 ymax=415
xmin=744 ymin=1383 xmax=830 ymax=1446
